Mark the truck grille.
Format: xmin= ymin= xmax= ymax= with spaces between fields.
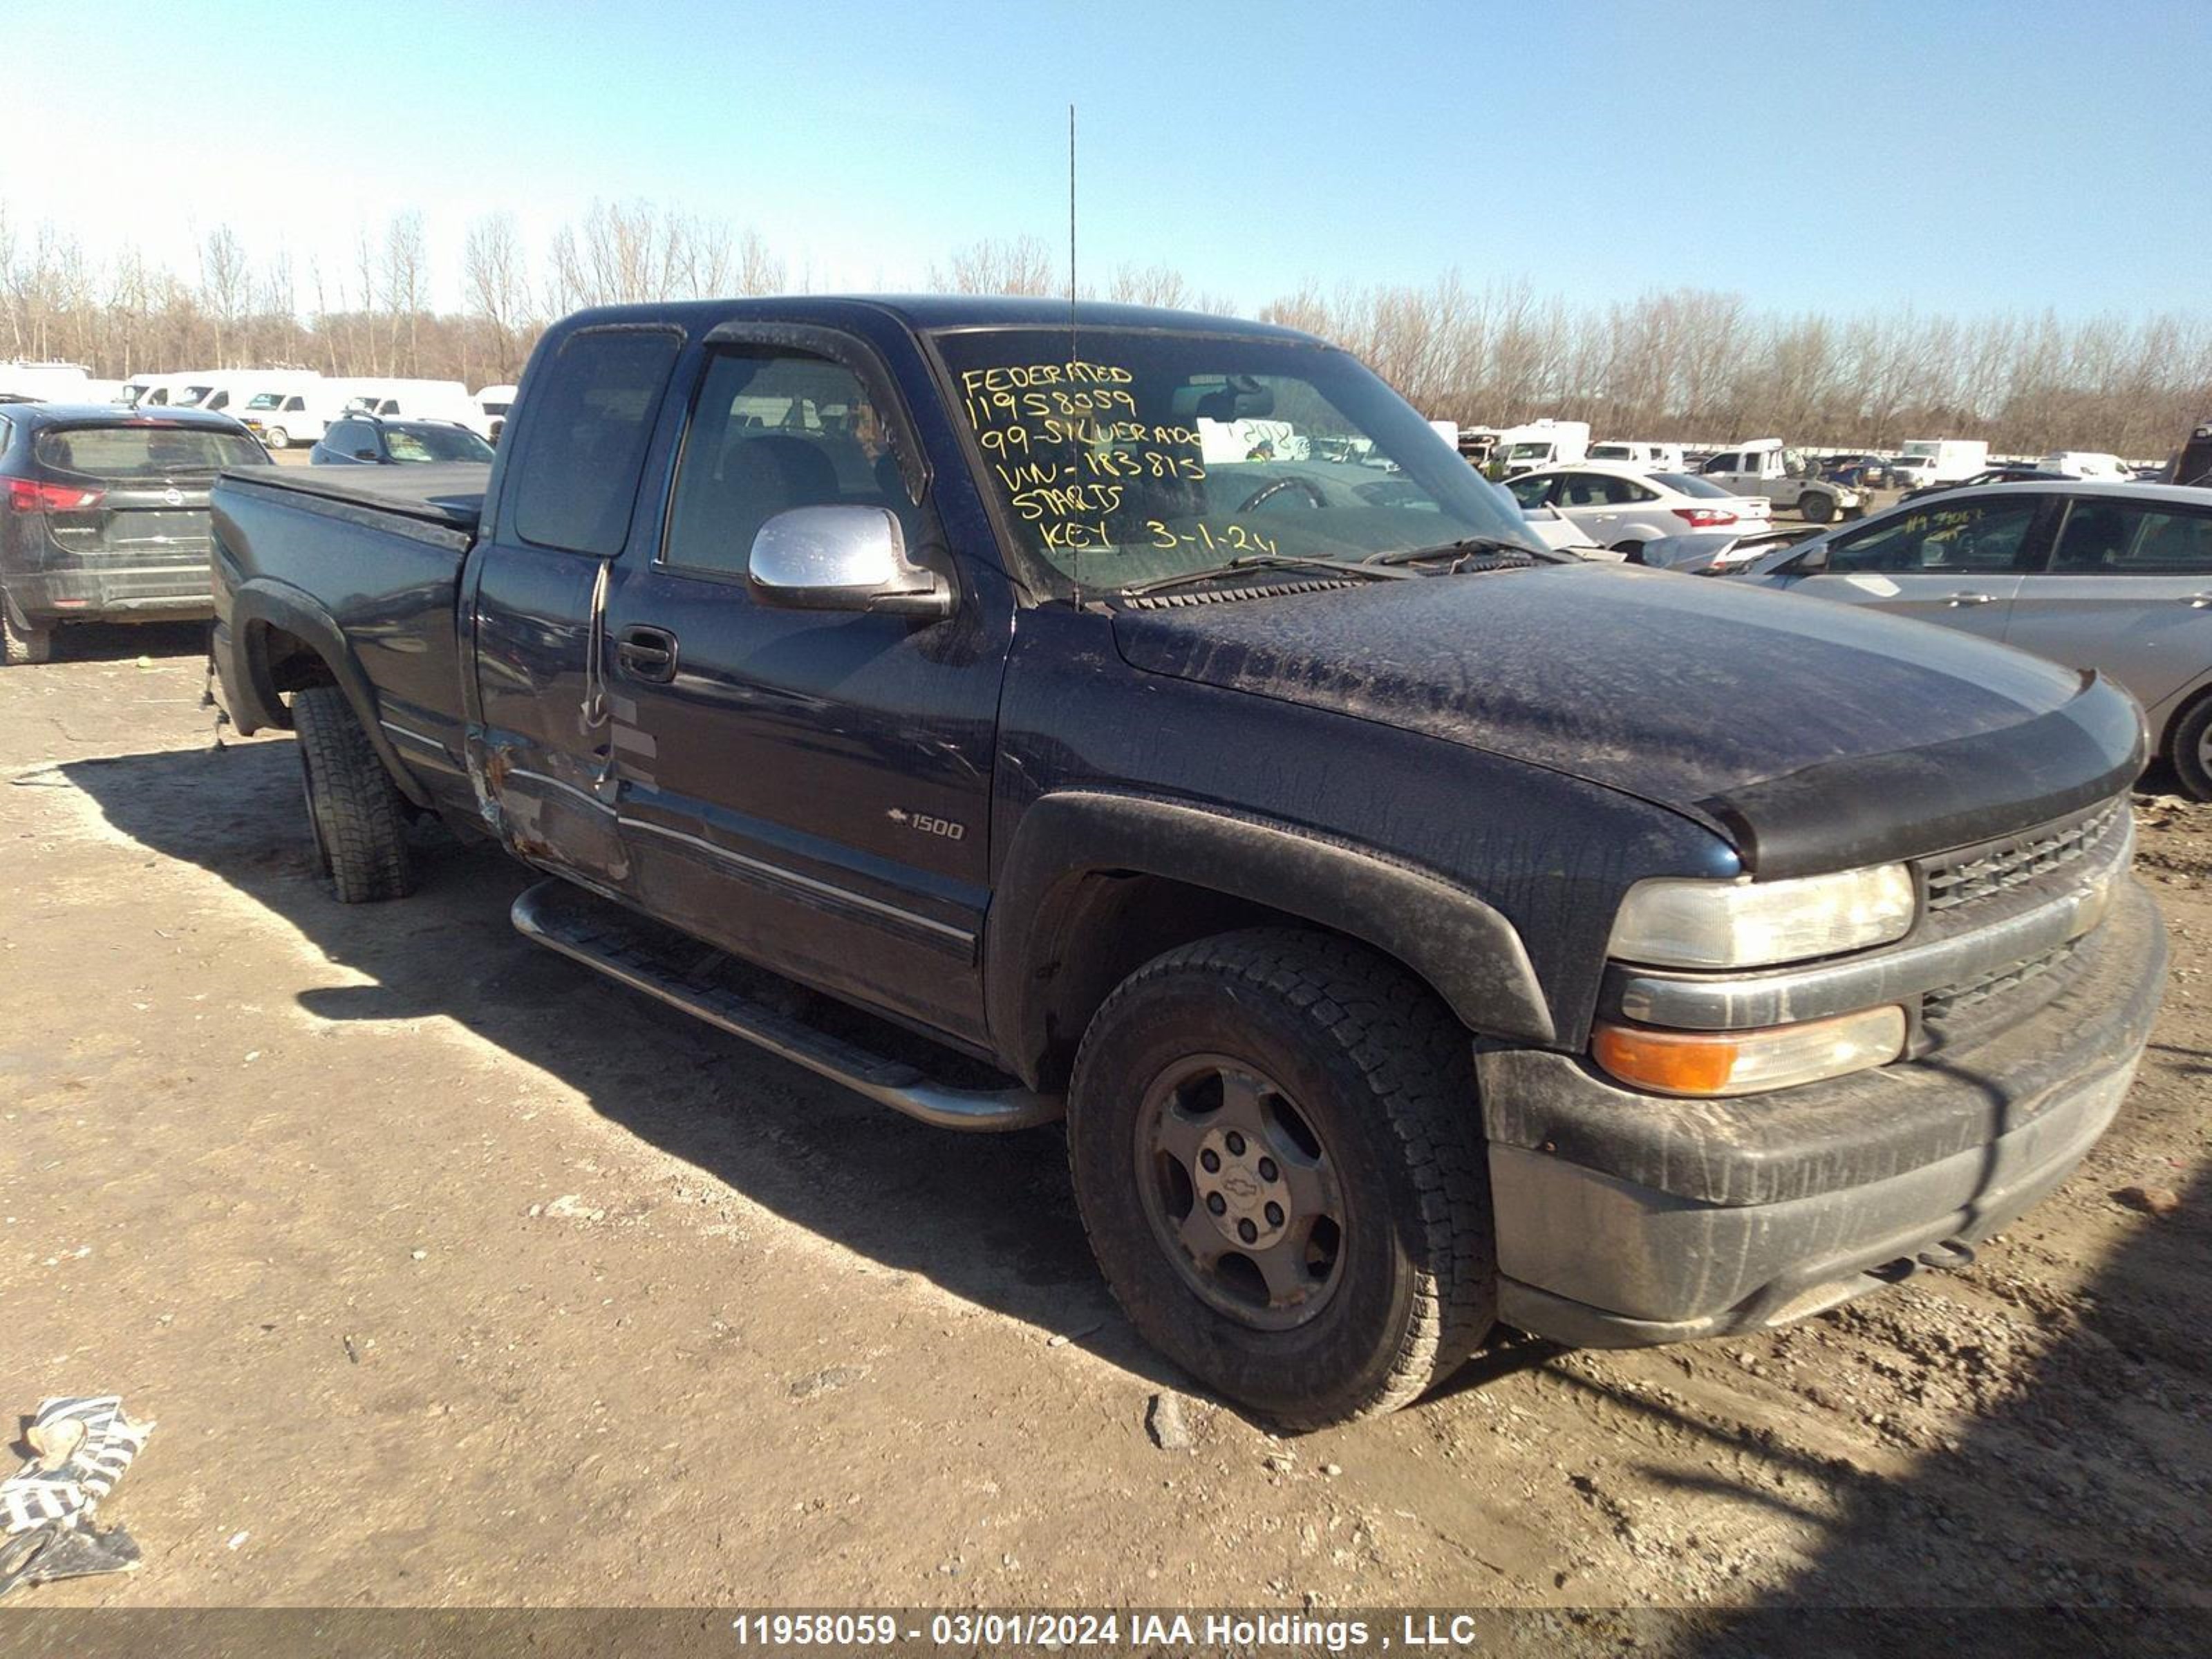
xmin=1922 ymin=798 xmax=2124 ymax=914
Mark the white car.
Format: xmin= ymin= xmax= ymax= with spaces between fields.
xmin=1506 ymin=463 xmax=1771 ymax=558
xmin=1884 ymin=455 xmax=1942 ymax=489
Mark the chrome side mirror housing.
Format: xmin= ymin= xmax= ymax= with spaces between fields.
xmin=746 ymin=505 xmax=953 ymax=619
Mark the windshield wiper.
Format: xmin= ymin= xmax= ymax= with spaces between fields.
xmin=1362 ymin=536 xmax=1542 ymax=567
xmin=1118 ymin=553 xmax=1414 ymax=597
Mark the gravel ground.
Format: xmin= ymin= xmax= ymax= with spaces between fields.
xmin=1 ymin=623 xmax=2205 ymax=1618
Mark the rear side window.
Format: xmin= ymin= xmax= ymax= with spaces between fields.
xmin=512 ymin=328 xmax=684 ymax=556
xmin=35 ymin=425 xmax=270 ymax=477
xmin=2052 ymin=501 xmax=2212 ymax=574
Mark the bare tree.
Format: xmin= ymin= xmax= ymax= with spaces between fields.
xmin=929 ymin=235 xmax=1058 ymax=297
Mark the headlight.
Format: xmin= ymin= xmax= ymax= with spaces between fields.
xmin=1609 ymin=863 xmax=1915 ymax=969
xmin=1593 ymin=1006 xmax=1907 ymax=1096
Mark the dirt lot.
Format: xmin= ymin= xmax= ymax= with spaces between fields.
xmin=1 ymin=623 xmax=2207 ymax=1617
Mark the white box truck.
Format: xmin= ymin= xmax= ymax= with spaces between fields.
xmin=1498 ymin=419 xmax=1591 ymax=476
xmin=1900 ymin=438 xmax=1990 ymax=484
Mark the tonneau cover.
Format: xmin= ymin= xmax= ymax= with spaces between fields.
xmin=216 ymin=462 xmax=487 ymax=534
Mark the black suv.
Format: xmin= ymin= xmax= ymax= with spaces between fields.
xmin=309 ymin=415 xmax=494 ymax=467
xmin=1 ymin=402 xmax=270 ymax=665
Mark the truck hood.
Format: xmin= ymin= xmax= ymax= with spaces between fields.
xmin=1109 ymin=563 xmax=2144 ymax=877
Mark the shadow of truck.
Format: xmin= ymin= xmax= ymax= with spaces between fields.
xmin=55 ymin=738 xmax=1181 ymax=1391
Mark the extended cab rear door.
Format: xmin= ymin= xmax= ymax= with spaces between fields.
xmin=469 ymin=325 xmax=689 ymax=893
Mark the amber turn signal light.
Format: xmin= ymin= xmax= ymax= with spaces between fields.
xmin=1593 ymin=1006 xmax=1906 ymax=1098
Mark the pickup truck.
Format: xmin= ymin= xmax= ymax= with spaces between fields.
xmin=1700 ymin=439 xmax=1865 ymax=523
xmin=210 ymin=297 xmax=2166 ymax=1427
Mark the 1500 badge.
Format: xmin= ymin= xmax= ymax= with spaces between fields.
xmin=886 ymin=807 xmax=966 ymax=841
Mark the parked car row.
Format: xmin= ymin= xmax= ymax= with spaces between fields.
xmin=116 ymin=370 xmax=514 ymax=451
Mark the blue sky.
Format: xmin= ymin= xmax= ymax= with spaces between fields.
xmin=6 ymin=1 xmax=2207 ymax=319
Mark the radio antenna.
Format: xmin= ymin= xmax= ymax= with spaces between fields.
xmin=1068 ymin=100 xmax=1083 ymax=608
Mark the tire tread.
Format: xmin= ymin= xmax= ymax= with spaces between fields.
xmin=293 ymin=685 xmax=415 ymax=902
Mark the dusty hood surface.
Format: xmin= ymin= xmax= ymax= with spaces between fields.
xmin=1111 ymin=563 xmax=2141 ymax=873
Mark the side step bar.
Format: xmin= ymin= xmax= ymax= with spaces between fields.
xmin=512 ymin=879 xmax=1062 ymax=1132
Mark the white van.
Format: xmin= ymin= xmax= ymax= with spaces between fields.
xmin=231 ymin=373 xmax=332 ymax=449
xmin=0 ymin=361 xmax=95 ymax=402
xmin=1498 ymin=419 xmax=1591 ymax=476
xmin=2039 ymin=450 xmax=2133 ymax=482
xmin=119 ymin=371 xmax=222 ymax=409
xmin=471 ymin=384 xmax=518 ymax=444
xmin=1588 ymin=439 xmax=1684 ymax=474
xmin=1900 ymin=438 xmax=1990 ymax=483
xmin=334 ymin=378 xmax=476 ymax=425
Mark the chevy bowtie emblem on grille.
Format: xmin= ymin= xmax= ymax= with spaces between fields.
xmin=162 ymin=488 xmax=184 ymax=506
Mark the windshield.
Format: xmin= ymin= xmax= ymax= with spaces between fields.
xmin=1590 ymin=444 xmax=1631 ymax=460
xmin=1652 ymin=471 xmax=1732 ymax=498
xmin=382 ymin=423 xmax=494 ymax=463
xmin=36 ymin=424 xmax=270 ymax=478
xmin=245 ymin=392 xmax=285 ymax=410
xmin=1504 ymin=442 xmax=1552 ymax=461
xmin=932 ymin=327 xmax=1535 ymax=594
xmin=175 ymin=386 xmax=215 ymax=407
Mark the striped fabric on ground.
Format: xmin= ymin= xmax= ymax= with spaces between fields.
xmin=2 ymin=1397 xmax=154 ymax=1535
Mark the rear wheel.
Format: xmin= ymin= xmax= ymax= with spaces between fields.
xmin=2 ymin=607 xmax=52 ymax=666
xmin=1067 ymin=929 xmax=1495 ymax=1428
xmin=1611 ymin=540 xmax=1647 ymax=565
xmin=263 ymin=426 xmax=290 ymax=450
xmin=1801 ymin=491 xmax=1836 ymax=524
xmin=2170 ymin=695 xmax=2212 ymax=802
xmin=292 ymin=685 xmax=415 ymax=901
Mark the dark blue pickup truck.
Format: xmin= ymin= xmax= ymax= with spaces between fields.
xmin=210 ymin=297 xmax=2165 ymax=1426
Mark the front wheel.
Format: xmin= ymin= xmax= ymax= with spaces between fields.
xmin=1800 ymin=491 xmax=1836 ymax=524
xmin=2170 ymin=695 xmax=2212 ymax=802
xmin=292 ymin=685 xmax=415 ymax=901
xmin=1067 ymin=929 xmax=1496 ymax=1428
xmin=263 ymin=426 xmax=290 ymax=450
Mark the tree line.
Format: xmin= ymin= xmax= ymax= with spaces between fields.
xmin=3 ymin=206 xmax=2204 ymax=458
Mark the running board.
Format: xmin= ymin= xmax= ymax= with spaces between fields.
xmin=511 ymin=879 xmax=1062 ymax=1132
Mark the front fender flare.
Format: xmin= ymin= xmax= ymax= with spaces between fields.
xmin=986 ymin=791 xmax=1556 ymax=1074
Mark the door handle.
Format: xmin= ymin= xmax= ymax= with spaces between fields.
xmin=1944 ymin=592 xmax=1996 ymax=607
xmin=616 ymin=625 xmax=678 ymax=682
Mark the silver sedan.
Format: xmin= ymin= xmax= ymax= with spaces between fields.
xmin=1730 ymin=480 xmax=2212 ymax=798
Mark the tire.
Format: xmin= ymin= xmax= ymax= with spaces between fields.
xmin=1801 ymin=491 xmax=1835 ymax=524
xmin=1067 ymin=928 xmax=1496 ymax=1429
xmin=292 ymin=685 xmax=415 ymax=901
xmin=263 ymin=426 xmax=290 ymax=451
xmin=1611 ymin=540 xmax=1647 ymax=565
xmin=2171 ymin=695 xmax=2212 ymax=802
xmin=3 ymin=607 xmax=52 ymax=666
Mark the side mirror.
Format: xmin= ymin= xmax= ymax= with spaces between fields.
xmin=1787 ymin=543 xmax=1831 ymax=575
xmin=747 ymin=505 xmax=953 ymax=619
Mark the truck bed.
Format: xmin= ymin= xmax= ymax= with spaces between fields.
xmin=216 ymin=462 xmax=487 ymax=547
